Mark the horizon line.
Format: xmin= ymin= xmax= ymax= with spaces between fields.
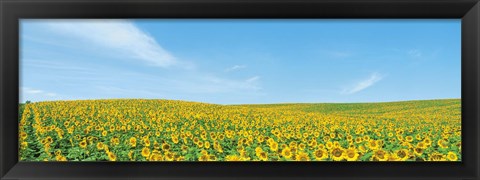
xmin=19 ymin=97 xmax=461 ymax=105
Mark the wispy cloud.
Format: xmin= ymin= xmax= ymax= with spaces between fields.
xmin=407 ymin=49 xmax=423 ymax=58
xmin=43 ymin=20 xmax=178 ymax=68
xmin=193 ymin=75 xmax=262 ymax=93
xmin=21 ymin=20 xmax=264 ymax=103
xmin=225 ymin=65 xmax=247 ymax=72
xmin=23 ymin=59 xmax=98 ymax=75
xmin=342 ymin=73 xmax=383 ymax=95
xmin=95 ymin=86 xmax=165 ymax=97
xmin=21 ymin=87 xmax=58 ymax=101
xmin=45 ymin=93 xmax=57 ymax=97
xmin=329 ymin=51 xmax=351 ymax=58
xmin=246 ymin=76 xmax=260 ymax=83
xmin=22 ymin=88 xmax=43 ymax=94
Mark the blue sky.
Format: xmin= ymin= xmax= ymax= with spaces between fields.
xmin=20 ymin=19 xmax=461 ymax=104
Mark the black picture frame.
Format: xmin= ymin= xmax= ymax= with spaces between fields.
xmin=1 ymin=0 xmax=479 ymax=179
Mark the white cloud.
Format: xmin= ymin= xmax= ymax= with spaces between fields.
xmin=23 ymin=59 xmax=98 ymax=75
xmin=95 ymin=86 xmax=165 ymax=97
xmin=246 ymin=76 xmax=260 ymax=83
xmin=22 ymin=20 xmax=264 ymax=103
xmin=20 ymin=87 xmax=58 ymax=102
xmin=23 ymin=88 xmax=43 ymax=94
xmin=225 ymin=65 xmax=247 ymax=72
xmin=46 ymin=93 xmax=57 ymax=97
xmin=192 ymin=75 xmax=261 ymax=93
xmin=329 ymin=51 xmax=351 ymax=58
xmin=43 ymin=20 xmax=177 ymax=68
xmin=407 ymin=49 xmax=423 ymax=58
xmin=342 ymin=73 xmax=383 ymax=95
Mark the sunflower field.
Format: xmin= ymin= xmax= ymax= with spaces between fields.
xmin=18 ymin=99 xmax=461 ymax=161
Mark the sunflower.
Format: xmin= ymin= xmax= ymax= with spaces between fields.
xmin=110 ymin=137 xmax=120 ymax=146
xmin=333 ymin=141 xmax=341 ymax=148
xmin=358 ymin=145 xmax=367 ymax=153
xmin=289 ymin=141 xmax=298 ymax=148
xmin=329 ymin=133 xmax=336 ymax=139
xmin=79 ymin=140 xmax=87 ymax=149
xmin=363 ymin=135 xmax=370 ymax=141
xmin=417 ymin=141 xmax=427 ymax=149
xmin=437 ymin=139 xmax=449 ymax=149
xmin=295 ymin=133 xmax=302 ymax=139
xmin=149 ymin=152 xmax=163 ymax=161
xmin=317 ymin=144 xmax=326 ymax=149
xmin=153 ymin=141 xmax=160 ymax=150
xmin=423 ymin=137 xmax=432 ymax=146
xmin=193 ymin=137 xmax=200 ymax=144
xmin=331 ymin=147 xmax=345 ymax=161
xmin=176 ymin=156 xmax=185 ymax=161
xmin=162 ymin=143 xmax=171 ymax=151
xmin=103 ymin=144 xmax=110 ymax=152
xmin=405 ymin=136 xmax=413 ymax=142
xmin=415 ymin=134 xmax=422 ymax=140
xmin=255 ymin=147 xmax=264 ymax=155
xmin=208 ymin=155 xmax=217 ymax=161
xmin=446 ymin=152 xmax=458 ymax=161
xmin=54 ymin=149 xmax=62 ymax=156
xmin=46 ymin=136 xmax=53 ymax=144
xmin=129 ymin=137 xmax=137 ymax=147
xmin=55 ymin=155 xmax=67 ymax=161
xmin=414 ymin=147 xmax=423 ymax=157
xmin=281 ymin=147 xmax=293 ymax=159
xmin=172 ymin=136 xmax=179 ymax=144
xmin=96 ymin=142 xmax=105 ymax=150
xmin=20 ymin=132 xmax=28 ymax=140
xmin=323 ymin=136 xmax=330 ymax=142
xmin=295 ymin=151 xmax=310 ymax=161
xmin=344 ymin=147 xmax=359 ymax=161
xmin=429 ymin=152 xmax=446 ymax=161
xmin=326 ymin=141 xmax=333 ymax=149
xmin=314 ymin=149 xmax=328 ymax=160
xmin=367 ymin=140 xmax=379 ymax=150
xmin=269 ymin=142 xmax=279 ymax=152
xmin=388 ymin=155 xmax=400 ymax=161
xmin=298 ymin=143 xmax=306 ymax=150
xmin=164 ymin=152 xmax=175 ymax=161
xmin=395 ymin=149 xmax=410 ymax=161
xmin=303 ymin=132 xmax=309 ymax=138
xmin=218 ymin=134 xmax=225 ymax=140
xmin=354 ymin=137 xmax=362 ymax=144
xmin=107 ymin=151 xmax=117 ymax=161
xmin=128 ymin=150 xmax=134 ymax=160
xmin=141 ymin=147 xmax=151 ymax=158
xmin=225 ymin=155 xmax=243 ymax=161
xmin=214 ymin=143 xmax=224 ymax=153
xmin=143 ymin=138 xmax=151 ymax=147
xmin=259 ymin=151 xmax=269 ymax=161
xmin=199 ymin=154 xmax=209 ymax=161
xmin=257 ymin=136 xmax=265 ymax=143
xmin=197 ymin=141 xmax=204 ymax=148
xmin=372 ymin=149 xmax=389 ymax=161
xmin=181 ymin=145 xmax=188 ymax=153
xmin=388 ymin=132 xmax=394 ymax=137
xmin=20 ymin=142 xmax=28 ymax=149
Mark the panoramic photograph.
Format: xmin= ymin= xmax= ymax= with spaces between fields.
xmin=19 ymin=19 xmax=461 ymax=161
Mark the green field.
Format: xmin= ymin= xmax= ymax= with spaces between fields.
xmin=19 ymin=99 xmax=461 ymax=161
